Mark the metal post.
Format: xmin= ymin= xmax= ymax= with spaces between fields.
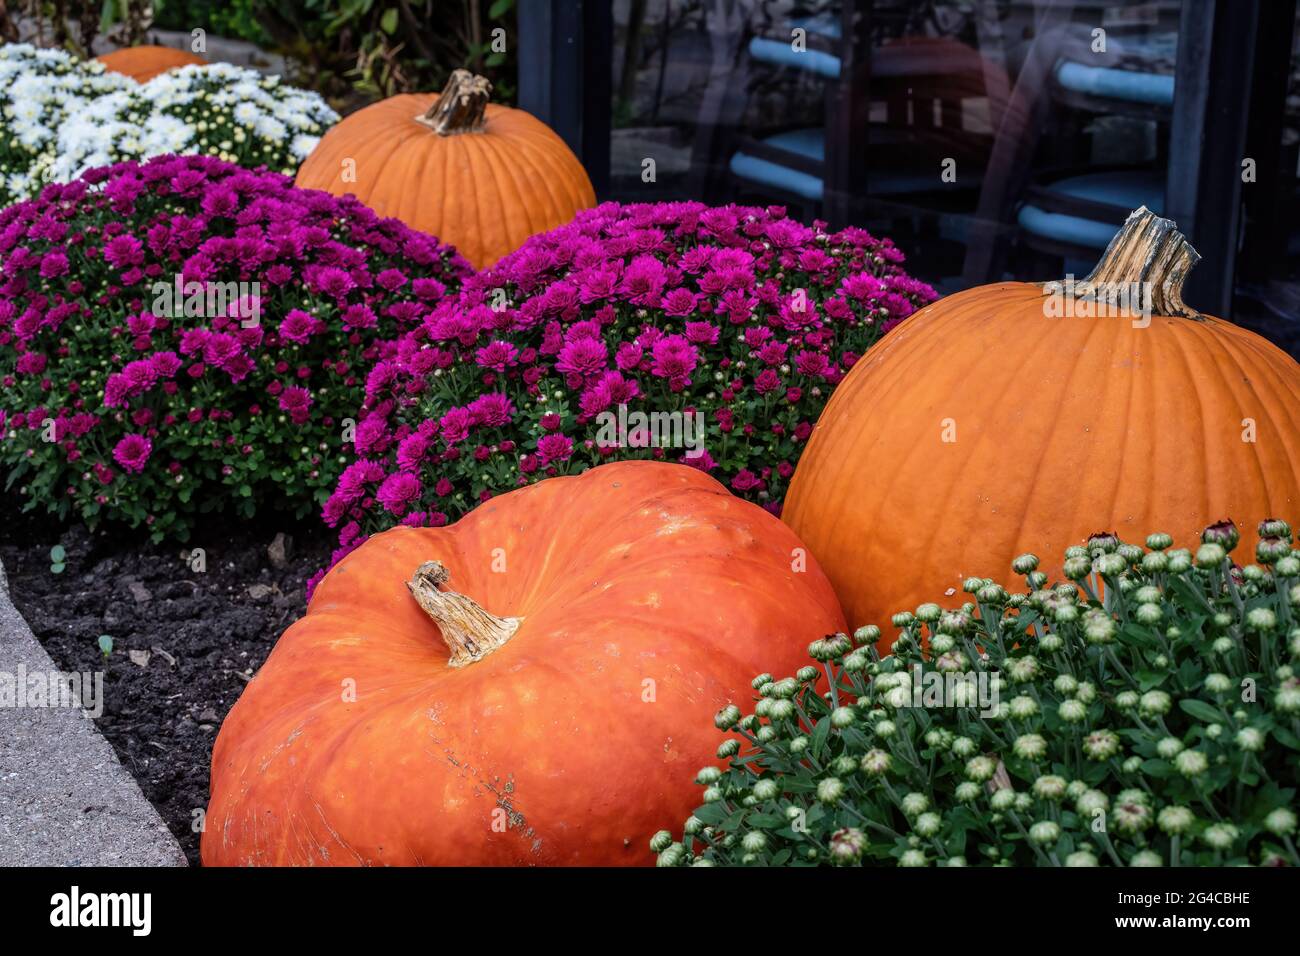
xmin=516 ymin=0 xmax=612 ymax=199
xmin=1165 ymin=0 xmax=1260 ymax=318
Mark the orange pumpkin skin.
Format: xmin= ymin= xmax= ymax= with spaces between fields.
xmin=294 ymin=90 xmax=595 ymax=270
xmin=203 ymin=461 xmax=845 ymax=866
xmin=785 ymin=219 xmax=1300 ymax=640
xmin=95 ymin=45 xmax=207 ymax=83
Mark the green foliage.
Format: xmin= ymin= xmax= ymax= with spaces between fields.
xmin=654 ymin=520 xmax=1300 ymax=867
xmin=97 ymin=634 xmax=113 ymax=658
xmin=154 ymin=0 xmax=271 ymax=45
xmin=49 ymin=544 xmax=66 ymax=574
xmin=251 ymin=0 xmax=518 ymax=104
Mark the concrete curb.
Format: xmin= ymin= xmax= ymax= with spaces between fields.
xmin=0 ymin=558 xmax=187 ymax=866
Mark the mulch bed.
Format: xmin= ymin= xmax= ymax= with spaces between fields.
xmin=0 ymin=504 xmax=332 ymax=866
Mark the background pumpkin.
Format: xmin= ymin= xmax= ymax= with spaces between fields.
xmin=203 ymin=460 xmax=845 ymax=866
xmin=95 ymin=45 xmax=207 ymax=83
xmin=784 ymin=207 xmax=1300 ymax=640
xmin=295 ymin=69 xmax=595 ymax=269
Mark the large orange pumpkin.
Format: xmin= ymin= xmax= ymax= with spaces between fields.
xmin=95 ymin=45 xmax=207 ymax=83
xmin=203 ymin=460 xmax=845 ymax=866
xmin=295 ymin=69 xmax=595 ymax=269
xmin=785 ymin=207 xmax=1300 ymax=638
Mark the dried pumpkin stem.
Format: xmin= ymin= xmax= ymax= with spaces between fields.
xmin=407 ymin=561 xmax=521 ymax=667
xmin=415 ymin=68 xmax=492 ymax=135
xmin=1045 ymin=205 xmax=1202 ymax=319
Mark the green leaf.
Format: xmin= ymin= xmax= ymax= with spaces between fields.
xmin=488 ymin=0 xmax=514 ymax=18
xmin=50 ymin=562 xmax=65 ymax=575
xmin=97 ymin=634 xmax=113 ymax=657
xmin=380 ymin=8 xmax=398 ymax=33
xmin=49 ymin=544 xmax=66 ymax=561
xmin=810 ymin=716 xmax=832 ymax=759
xmin=1179 ymin=699 xmax=1223 ymax=724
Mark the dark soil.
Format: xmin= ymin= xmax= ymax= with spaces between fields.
xmin=0 ymin=504 xmax=333 ymax=866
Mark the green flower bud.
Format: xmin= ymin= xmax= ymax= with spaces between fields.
xmin=1129 ymin=850 xmax=1163 ymax=867
xmin=1156 ymin=737 xmax=1184 ymax=759
xmin=965 ymin=755 xmax=996 ymax=782
xmin=1032 ymin=775 xmax=1067 ymax=801
xmin=1142 ymin=550 xmax=1169 ymax=573
xmin=1122 ymin=755 xmax=1143 ymax=773
xmin=740 ymin=831 xmax=767 ymax=853
xmin=1058 ymin=699 xmax=1088 ymax=723
xmin=1065 ymin=850 xmax=1099 ymax=867
xmin=1028 ymin=820 xmax=1060 ymax=845
xmin=650 ymin=830 xmax=674 ymax=852
xmin=717 ymin=739 xmax=740 ymax=759
xmin=768 ymin=699 xmax=796 ymax=721
xmin=828 ymin=827 xmax=867 ymax=865
xmin=1009 ymin=695 xmax=1039 ymax=719
xmin=751 ymin=673 xmax=773 ymax=690
xmin=1276 ymin=555 xmax=1300 ymax=577
xmin=1076 ymin=789 xmax=1108 ymax=817
xmin=1196 ymin=542 xmax=1227 ymax=567
xmin=830 ymin=706 xmax=855 ymax=728
xmin=950 ymin=736 xmax=977 ymax=758
xmin=1139 ymin=690 xmax=1172 ymax=716
xmin=816 ymin=777 xmax=845 ymax=804
xmin=789 ymin=735 xmax=808 ymax=753
xmin=683 ymin=816 xmax=705 ymax=835
xmin=1012 ymin=554 xmax=1040 ymax=575
xmin=1114 ymin=799 xmax=1152 ymax=834
xmin=1082 ymin=729 xmax=1120 ymax=760
xmin=853 ymin=624 xmax=881 ymax=645
xmin=1265 ymin=807 xmax=1297 ymax=836
xmin=695 ymin=766 xmax=722 ymax=785
xmin=1234 ymin=727 xmax=1265 ymax=752
xmin=990 ymin=788 xmax=1016 ymax=811
xmin=796 ymin=665 xmax=820 ymax=683
xmin=656 ymin=843 xmax=687 ymax=866
xmin=1096 ymin=554 xmax=1127 ymax=576
xmin=752 ymin=779 xmax=780 ymax=801
xmin=1201 ymin=822 xmax=1239 ymax=850
xmin=901 ymin=792 xmax=929 ymax=816
xmin=702 ymin=786 xmax=724 ymax=803
xmin=1013 ymin=733 xmax=1048 ymax=760
xmin=1257 ymin=536 xmax=1291 ymax=565
xmin=915 ymin=603 xmax=942 ymax=623
xmin=1174 ymin=749 xmax=1209 ymax=777
xmin=1063 ymin=556 xmax=1092 ymax=580
xmin=1246 ymin=608 xmax=1278 ymax=632
xmin=891 ymin=611 xmax=915 ymax=628
xmin=898 ymin=849 xmax=928 ymax=867
xmin=860 ymin=749 xmax=892 ymax=776
xmin=1157 ymin=805 xmax=1196 ymax=835
xmin=714 ymin=704 xmax=742 ymax=729
xmin=955 ymin=781 xmax=981 ymax=802
xmin=914 ymin=812 xmax=942 ymax=837
xmin=1146 ymin=532 xmax=1173 ymax=550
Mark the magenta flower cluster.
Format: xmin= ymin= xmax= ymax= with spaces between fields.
xmin=0 ymin=154 xmax=470 ymax=538
xmin=312 ymin=200 xmax=935 ymax=594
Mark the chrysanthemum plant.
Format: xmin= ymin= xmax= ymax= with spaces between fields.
xmin=652 ymin=519 xmax=1300 ymax=867
xmin=0 ymin=44 xmax=133 ymax=205
xmin=315 ymin=202 xmax=935 ymax=589
xmin=49 ymin=63 xmax=337 ymax=185
xmin=0 ymin=155 xmax=470 ymax=540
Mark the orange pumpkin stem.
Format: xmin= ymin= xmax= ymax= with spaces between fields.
xmin=416 ymin=68 xmax=492 ymax=135
xmin=407 ymin=561 xmax=522 ymax=666
xmin=1048 ymin=206 xmax=1202 ymax=319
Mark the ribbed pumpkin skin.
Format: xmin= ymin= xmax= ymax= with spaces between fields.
xmin=784 ymin=282 xmax=1300 ymax=637
xmin=95 ymin=45 xmax=207 ymax=83
xmin=203 ymin=461 xmax=845 ymax=866
xmin=294 ymin=93 xmax=595 ymax=270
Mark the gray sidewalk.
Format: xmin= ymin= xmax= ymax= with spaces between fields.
xmin=0 ymin=558 xmax=186 ymax=866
